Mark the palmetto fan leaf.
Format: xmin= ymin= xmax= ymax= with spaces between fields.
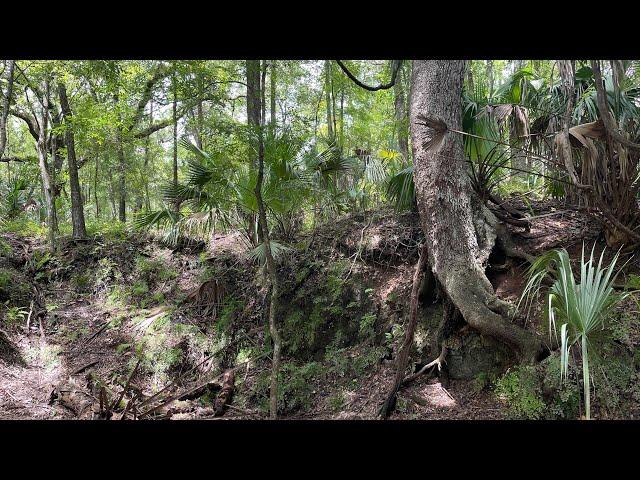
xmin=518 ymin=243 xmax=629 ymax=419
xmin=248 ymin=240 xmax=292 ymax=266
xmin=132 ymin=208 xmax=181 ymax=231
xmin=386 ymin=165 xmax=415 ymax=212
xmin=363 ymin=156 xmax=387 ymax=184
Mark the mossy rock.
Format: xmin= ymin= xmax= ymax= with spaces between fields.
xmin=445 ymin=330 xmax=514 ymax=380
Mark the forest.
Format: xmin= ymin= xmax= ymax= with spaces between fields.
xmin=1 ymin=59 xmax=640 ymax=421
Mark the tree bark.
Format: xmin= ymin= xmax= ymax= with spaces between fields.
xmin=394 ymin=62 xmax=409 ymax=163
xmin=409 ymin=60 xmax=543 ymax=361
xmin=172 ymin=73 xmax=178 ymax=187
xmin=116 ymin=130 xmax=127 ymax=222
xmin=58 ymin=81 xmax=87 ymax=239
xmin=36 ymin=78 xmax=58 ymax=250
xmin=486 ymin=60 xmax=494 ymax=98
xmin=324 ymin=60 xmax=334 ymax=141
xmin=249 ymin=59 xmax=282 ymax=419
xmin=0 ymin=60 xmax=15 ymax=160
xmin=246 ymin=60 xmax=262 ymax=246
xmin=270 ymin=60 xmax=276 ymax=127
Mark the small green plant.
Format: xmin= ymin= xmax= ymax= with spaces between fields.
xmin=384 ymin=323 xmax=404 ymax=346
xmin=0 ymin=269 xmax=12 ymax=293
xmin=0 ymin=238 xmax=10 ymax=255
xmin=86 ymin=220 xmax=129 ymax=241
xmin=358 ymin=312 xmax=377 ymax=340
xmin=257 ymin=361 xmax=327 ymax=414
xmin=3 ymin=304 xmax=28 ymax=327
xmin=328 ymin=391 xmax=345 ymax=412
xmin=520 ymin=243 xmax=629 ymax=419
xmin=71 ymin=273 xmax=91 ymax=292
xmin=396 ymin=396 xmax=409 ymax=414
xmin=496 ymin=366 xmax=546 ymax=419
xmin=135 ymin=255 xmax=177 ymax=282
xmin=473 ymin=371 xmax=497 ymax=393
xmin=131 ymin=280 xmax=149 ymax=297
xmin=116 ymin=343 xmax=132 ymax=354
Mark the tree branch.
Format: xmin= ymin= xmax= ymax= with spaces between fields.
xmin=130 ymin=64 xmax=172 ymax=129
xmin=9 ymin=107 xmax=39 ymax=139
xmin=0 ymin=155 xmax=36 ymax=163
xmin=335 ymin=59 xmax=403 ymax=91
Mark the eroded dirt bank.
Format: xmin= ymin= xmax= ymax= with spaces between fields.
xmin=2 ymin=202 xmax=640 ymax=420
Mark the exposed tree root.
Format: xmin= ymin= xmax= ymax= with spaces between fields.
xmin=402 ymin=345 xmax=446 ymax=386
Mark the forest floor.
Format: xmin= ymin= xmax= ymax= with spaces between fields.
xmin=2 ymin=198 xmax=640 ymax=420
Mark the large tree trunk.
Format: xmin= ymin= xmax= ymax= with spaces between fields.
xmin=409 ymin=60 xmax=543 ymax=361
xmin=58 ymin=82 xmax=87 ymax=239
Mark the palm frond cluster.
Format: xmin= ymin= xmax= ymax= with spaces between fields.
xmin=519 ymin=244 xmax=629 ymax=419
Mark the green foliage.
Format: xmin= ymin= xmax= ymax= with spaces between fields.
xmin=85 ymin=220 xmax=129 ymax=241
xmin=473 ymin=371 xmax=498 ymax=393
xmin=0 ymin=269 xmax=12 ymax=293
xmin=216 ymin=297 xmax=242 ymax=335
xmin=248 ymin=240 xmax=292 ymax=266
xmin=1 ymin=218 xmax=47 ymax=238
xmin=0 ymin=238 xmax=11 ymax=256
xmin=2 ymin=304 xmax=28 ymax=328
xmin=325 ymin=344 xmax=386 ymax=381
xmin=70 ymin=272 xmax=91 ymax=292
xmin=519 ymin=243 xmax=628 ymax=419
xmin=257 ymin=361 xmax=327 ymax=414
xmin=327 ymin=391 xmax=346 ymax=413
xmin=135 ymin=255 xmax=177 ymax=282
xmin=358 ymin=312 xmax=377 ymax=341
xmin=495 ymin=366 xmax=546 ymax=419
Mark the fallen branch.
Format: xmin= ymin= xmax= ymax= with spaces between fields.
xmin=379 ymin=243 xmax=429 ymax=419
xmin=110 ymin=359 xmax=141 ymax=412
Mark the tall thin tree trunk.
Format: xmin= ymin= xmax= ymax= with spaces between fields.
xmin=249 ymin=59 xmax=282 ymax=419
xmin=0 ymin=60 xmax=15 ymax=159
xmin=270 ymin=60 xmax=276 ymax=127
xmin=394 ymin=63 xmax=409 ymax=163
xmin=58 ymin=82 xmax=87 ymax=239
xmin=246 ymin=60 xmax=262 ymax=245
xmin=116 ymin=131 xmax=126 ymax=222
xmin=37 ymin=78 xmax=57 ymax=250
xmin=144 ymin=102 xmax=153 ymax=211
xmin=196 ymin=73 xmax=204 ymax=150
xmin=94 ymin=154 xmax=100 ymax=219
xmin=172 ymin=74 xmax=178 ymax=187
xmin=466 ymin=63 xmax=475 ymax=92
xmin=339 ymin=86 xmax=345 ymax=150
xmin=486 ymin=60 xmax=494 ymax=99
xmin=324 ymin=60 xmax=334 ymax=141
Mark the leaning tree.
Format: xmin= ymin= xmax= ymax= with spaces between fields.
xmin=336 ymin=59 xmax=545 ymax=417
